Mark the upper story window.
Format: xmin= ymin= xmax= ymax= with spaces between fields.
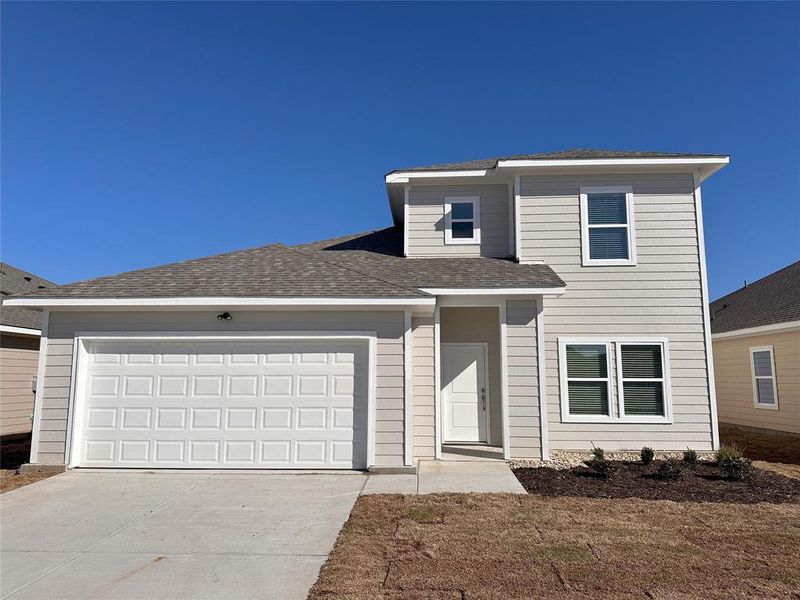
xmin=579 ymin=186 xmax=637 ymax=266
xmin=444 ymin=197 xmax=481 ymax=245
xmin=750 ymin=346 xmax=779 ymax=409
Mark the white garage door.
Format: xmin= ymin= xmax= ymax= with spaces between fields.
xmin=74 ymin=339 xmax=368 ymax=469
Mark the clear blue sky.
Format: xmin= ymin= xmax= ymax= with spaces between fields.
xmin=2 ymin=2 xmax=798 ymax=300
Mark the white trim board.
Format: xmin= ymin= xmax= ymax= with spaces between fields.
xmin=535 ymin=298 xmax=549 ymax=460
xmin=0 ymin=324 xmax=41 ymax=336
xmin=5 ymin=297 xmax=435 ymax=308
xmin=694 ymin=179 xmax=720 ymax=450
xmin=54 ymin=331 xmax=379 ymax=470
xmin=711 ymin=320 xmax=800 ymax=340
xmin=403 ymin=310 xmax=413 ymax=466
xmin=498 ymin=301 xmax=511 ymax=459
xmin=421 ymin=287 xmax=566 ymax=297
xmin=29 ymin=311 xmax=49 ymax=464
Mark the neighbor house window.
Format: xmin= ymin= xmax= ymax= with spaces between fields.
xmin=559 ymin=338 xmax=673 ymax=424
xmin=750 ymin=346 xmax=778 ymax=409
xmin=559 ymin=342 xmax=612 ymax=422
xmin=444 ymin=197 xmax=480 ymax=244
xmin=580 ymin=186 xmax=636 ymax=266
xmin=617 ymin=342 xmax=671 ymax=421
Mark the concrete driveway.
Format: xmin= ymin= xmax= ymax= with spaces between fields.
xmin=0 ymin=471 xmax=365 ymax=600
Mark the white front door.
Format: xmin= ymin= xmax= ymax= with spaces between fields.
xmin=442 ymin=343 xmax=488 ymax=443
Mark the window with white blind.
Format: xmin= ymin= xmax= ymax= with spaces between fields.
xmin=559 ymin=338 xmax=672 ymax=424
xmin=750 ymin=346 xmax=779 ymax=409
xmin=579 ymin=186 xmax=637 ymax=266
xmin=559 ymin=341 xmax=612 ymax=422
xmin=444 ymin=197 xmax=481 ymax=245
xmin=616 ymin=342 xmax=672 ymax=422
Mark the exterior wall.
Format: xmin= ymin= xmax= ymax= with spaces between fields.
xmin=505 ymin=299 xmax=541 ymax=458
xmin=440 ymin=307 xmax=502 ymax=445
xmin=0 ymin=333 xmax=40 ymax=437
xmin=407 ymin=184 xmax=510 ymax=258
xmin=713 ymin=329 xmax=800 ymax=434
xmin=36 ymin=310 xmax=406 ymax=467
xmin=519 ymin=172 xmax=714 ymax=451
xmin=411 ymin=316 xmax=435 ymax=459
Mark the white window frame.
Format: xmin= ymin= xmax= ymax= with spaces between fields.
xmin=558 ymin=337 xmax=674 ymax=424
xmin=558 ymin=338 xmax=614 ymax=423
xmin=444 ymin=196 xmax=481 ymax=245
xmin=749 ymin=345 xmax=779 ymax=410
xmin=615 ymin=339 xmax=673 ymax=424
xmin=579 ymin=186 xmax=637 ymax=266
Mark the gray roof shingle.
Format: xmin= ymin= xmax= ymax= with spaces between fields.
xmin=8 ymin=229 xmax=565 ymax=302
xmin=13 ymin=244 xmax=429 ymax=300
xmin=0 ymin=263 xmax=56 ymax=330
xmin=710 ymin=260 xmax=800 ymax=334
xmin=390 ymin=148 xmax=728 ymax=174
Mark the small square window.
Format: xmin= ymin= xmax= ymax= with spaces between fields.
xmin=444 ymin=197 xmax=480 ymax=245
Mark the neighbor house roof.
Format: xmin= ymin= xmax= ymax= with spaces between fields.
xmin=0 ymin=263 xmax=56 ymax=331
xmin=710 ymin=260 xmax=800 ymax=334
xmin=389 ymin=148 xmax=730 ymax=174
xmin=6 ymin=229 xmax=565 ymax=303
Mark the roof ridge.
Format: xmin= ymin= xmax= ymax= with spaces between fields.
xmin=711 ymin=259 xmax=800 ymax=305
xmin=293 ymin=227 xmax=393 ymax=250
xmin=282 ymin=244 xmax=429 ymax=297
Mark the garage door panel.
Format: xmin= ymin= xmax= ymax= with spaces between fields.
xmin=78 ymin=340 xmax=369 ymax=469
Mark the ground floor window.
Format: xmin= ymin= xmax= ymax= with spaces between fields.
xmin=750 ymin=346 xmax=778 ymax=409
xmin=559 ymin=338 xmax=672 ymax=424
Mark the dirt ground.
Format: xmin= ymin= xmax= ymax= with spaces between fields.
xmin=0 ymin=469 xmax=57 ymax=494
xmin=310 ymin=493 xmax=800 ymax=600
xmin=720 ymin=423 xmax=800 ymax=465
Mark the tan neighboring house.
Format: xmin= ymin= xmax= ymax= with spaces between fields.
xmin=710 ymin=261 xmax=800 ymax=434
xmin=5 ymin=149 xmax=730 ymax=471
xmin=0 ymin=263 xmax=55 ymax=439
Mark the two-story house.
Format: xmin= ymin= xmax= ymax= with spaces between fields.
xmin=6 ymin=149 xmax=729 ymax=471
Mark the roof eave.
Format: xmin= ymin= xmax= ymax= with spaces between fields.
xmin=385 ymin=156 xmax=730 ymax=184
xmin=3 ymin=296 xmax=436 ymax=309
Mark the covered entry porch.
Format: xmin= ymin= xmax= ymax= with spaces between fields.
xmin=410 ymin=291 xmax=560 ymax=464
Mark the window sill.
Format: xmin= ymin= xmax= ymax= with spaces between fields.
xmin=581 ymin=259 xmax=637 ymax=267
xmin=561 ymin=415 xmax=671 ymax=424
xmin=754 ymin=403 xmax=780 ymax=411
xmin=444 ymin=238 xmax=481 ymax=246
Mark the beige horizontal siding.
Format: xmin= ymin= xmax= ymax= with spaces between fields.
xmin=520 ymin=172 xmax=713 ymax=452
xmin=407 ymin=184 xmax=510 ymax=258
xmin=37 ymin=310 xmax=406 ymax=467
xmin=0 ymin=334 xmax=39 ymax=436
xmin=412 ymin=316 xmax=435 ymax=459
xmin=713 ymin=329 xmax=800 ymax=434
xmin=506 ymin=299 xmax=541 ymax=458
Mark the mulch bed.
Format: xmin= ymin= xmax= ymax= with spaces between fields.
xmin=513 ymin=460 xmax=800 ymax=504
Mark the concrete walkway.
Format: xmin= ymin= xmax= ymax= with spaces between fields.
xmin=362 ymin=459 xmax=526 ymax=495
xmin=0 ymin=471 xmax=364 ymax=600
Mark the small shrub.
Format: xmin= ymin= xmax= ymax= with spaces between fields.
xmin=585 ymin=456 xmax=614 ymax=479
xmin=716 ymin=444 xmax=741 ymax=464
xmin=641 ymin=447 xmax=655 ymax=465
xmin=591 ymin=445 xmax=605 ymax=460
xmin=683 ymin=448 xmax=698 ymax=465
xmin=657 ymin=458 xmax=684 ymax=480
xmin=719 ymin=456 xmax=753 ymax=481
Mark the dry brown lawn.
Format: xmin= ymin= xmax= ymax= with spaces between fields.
xmin=0 ymin=468 xmax=57 ymax=494
xmin=310 ymin=493 xmax=800 ymax=600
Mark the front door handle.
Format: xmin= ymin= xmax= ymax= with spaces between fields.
xmin=481 ymin=388 xmax=486 ymax=411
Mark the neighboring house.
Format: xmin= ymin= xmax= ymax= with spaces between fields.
xmin=6 ymin=149 xmax=729 ymax=471
xmin=710 ymin=261 xmax=799 ymax=434
xmin=0 ymin=263 xmax=55 ymax=439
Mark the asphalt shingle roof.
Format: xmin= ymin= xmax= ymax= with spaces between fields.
xmin=0 ymin=263 xmax=56 ymax=330
xmin=390 ymin=148 xmax=728 ymax=174
xmin=9 ymin=229 xmax=565 ymax=301
xmin=710 ymin=260 xmax=800 ymax=334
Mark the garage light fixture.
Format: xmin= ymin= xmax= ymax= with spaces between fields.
xmin=216 ymin=312 xmax=232 ymax=321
